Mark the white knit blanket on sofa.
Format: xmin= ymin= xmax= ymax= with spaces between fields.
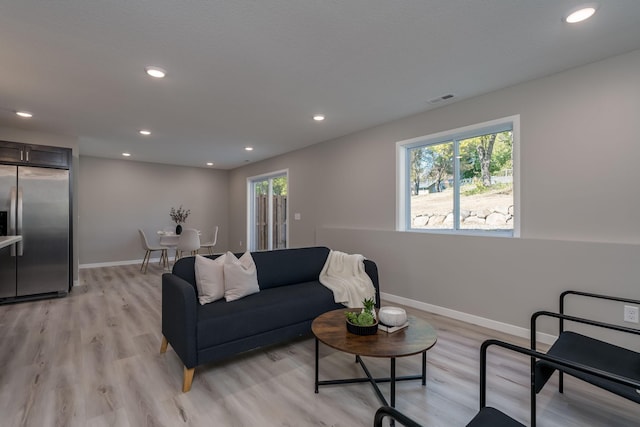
xmin=319 ymin=250 xmax=376 ymax=308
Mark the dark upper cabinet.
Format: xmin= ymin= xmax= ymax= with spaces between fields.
xmin=0 ymin=141 xmax=24 ymax=163
xmin=24 ymin=144 xmax=70 ymax=168
xmin=0 ymin=141 xmax=71 ymax=169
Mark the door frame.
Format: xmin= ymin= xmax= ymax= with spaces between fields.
xmin=246 ymin=169 xmax=289 ymax=251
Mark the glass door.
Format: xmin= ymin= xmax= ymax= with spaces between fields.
xmin=248 ymin=171 xmax=288 ymax=251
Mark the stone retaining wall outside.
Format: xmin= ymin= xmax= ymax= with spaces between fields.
xmin=412 ymin=205 xmax=514 ymax=229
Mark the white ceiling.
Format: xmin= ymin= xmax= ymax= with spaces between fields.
xmin=1 ymin=1 xmax=640 ymax=169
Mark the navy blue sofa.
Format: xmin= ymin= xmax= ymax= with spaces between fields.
xmin=160 ymin=246 xmax=380 ymax=392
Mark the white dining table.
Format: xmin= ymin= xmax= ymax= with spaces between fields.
xmin=157 ymin=230 xmax=202 ymax=269
xmin=157 ymin=230 xmax=179 ymax=247
xmin=157 ymin=230 xmax=201 ymax=247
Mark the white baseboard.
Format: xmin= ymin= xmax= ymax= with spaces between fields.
xmin=380 ymin=292 xmax=557 ymax=346
xmin=79 ymin=257 xmax=163 ymax=269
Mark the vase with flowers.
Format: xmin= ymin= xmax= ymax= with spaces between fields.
xmin=170 ymin=205 xmax=191 ymax=235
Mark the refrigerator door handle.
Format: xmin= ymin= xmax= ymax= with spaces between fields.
xmin=17 ymin=187 xmax=23 ymax=256
xmin=10 ymin=187 xmax=16 ymax=256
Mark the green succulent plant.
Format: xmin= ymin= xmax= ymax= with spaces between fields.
xmin=345 ymin=297 xmax=377 ymax=326
xmin=363 ymin=297 xmax=375 ymax=313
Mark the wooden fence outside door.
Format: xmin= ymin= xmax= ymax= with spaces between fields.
xmin=255 ymin=194 xmax=287 ymax=250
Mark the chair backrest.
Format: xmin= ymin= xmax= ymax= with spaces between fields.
xmin=138 ymin=229 xmax=151 ymax=250
xmin=178 ymin=228 xmax=200 ymax=252
xmin=210 ymin=226 xmax=219 ymax=246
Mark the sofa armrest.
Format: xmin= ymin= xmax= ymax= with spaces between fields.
xmin=162 ymin=273 xmax=199 ymax=368
xmin=363 ymin=260 xmax=381 ymax=308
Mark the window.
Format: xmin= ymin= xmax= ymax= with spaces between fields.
xmin=397 ymin=116 xmax=519 ymax=236
xmin=248 ymin=170 xmax=288 ymax=250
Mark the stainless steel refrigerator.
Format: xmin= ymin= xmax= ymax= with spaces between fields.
xmin=0 ymin=164 xmax=70 ymax=300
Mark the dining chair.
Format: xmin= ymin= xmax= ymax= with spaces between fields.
xmin=176 ymin=228 xmax=201 ymax=259
xmin=199 ymin=226 xmax=219 ymax=255
xmin=138 ymin=229 xmax=168 ymax=273
xmin=158 ymin=228 xmax=179 ymax=263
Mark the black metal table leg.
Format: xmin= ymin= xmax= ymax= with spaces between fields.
xmin=391 ymin=358 xmax=396 ymax=407
xmin=357 ymin=355 xmax=388 ymax=405
xmin=315 ymin=341 xmax=428 ymax=410
xmin=390 ymin=359 xmax=397 ymax=427
xmin=315 ymin=337 xmax=319 ymax=393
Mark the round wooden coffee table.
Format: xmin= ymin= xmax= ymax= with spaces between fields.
xmin=312 ymin=308 xmax=437 ymax=408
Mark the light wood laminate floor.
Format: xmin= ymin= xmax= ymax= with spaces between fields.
xmin=0 ymin=262 xmax=637 ymax=426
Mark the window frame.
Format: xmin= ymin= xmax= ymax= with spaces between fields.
xmin=396 ymin=115 xmax=520 ymax=237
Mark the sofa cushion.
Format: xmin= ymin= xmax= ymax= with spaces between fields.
xmin=224 ymin=251 xmax=260 ymax=302
xmin=251 ymin=246 xmax=330 ymax=290
xmin=194 ymin=254 xmax=226 ymax=304
xmin=197 ymin=280 xmax=342 ymax=349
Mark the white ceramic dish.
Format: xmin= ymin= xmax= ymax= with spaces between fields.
xmin=378 ymin=306 xmax=407 ymax=327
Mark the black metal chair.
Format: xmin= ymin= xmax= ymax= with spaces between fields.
xmin=531 ymin=290 xmax=640 ymax=419
xmin=373 ymin=338 xmax=640 ymax=427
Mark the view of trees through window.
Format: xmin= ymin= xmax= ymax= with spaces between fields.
xmin=409 ymin=130 xmax=513 ymax=231
xmin=254 ymin=176 xmax=288 ymax=197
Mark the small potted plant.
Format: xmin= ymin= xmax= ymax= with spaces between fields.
xmin=170 ymin=205 xmax=191 ymax=235
xmin=345 ymin=297 xmax=378 ymax=335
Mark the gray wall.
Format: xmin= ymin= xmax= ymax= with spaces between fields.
xmin=228 ymin=49 xmax=640 ymax=338
xmin=0 ymin=126 xmax=80 ymax=282
xmin=78 ymin=156 xmax=229 ymax=264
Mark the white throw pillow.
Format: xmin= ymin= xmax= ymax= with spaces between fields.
xmin=194 ymin=254 xmax=226 ymax=305
xmin=223 ymin=251 xmax=260 ymax=302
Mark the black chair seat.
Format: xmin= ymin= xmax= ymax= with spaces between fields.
xmin=466 ymin=407 xmax=524 ymax=427
xmin=535 ymin=331 xmax=640 ymax=403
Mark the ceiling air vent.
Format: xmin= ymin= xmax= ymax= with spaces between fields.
xmin=428 ymin=94 xmax=455 ymax=104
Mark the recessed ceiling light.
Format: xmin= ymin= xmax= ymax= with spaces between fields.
xmin=565 ymin=6 xmax=597 ymax=23
xmin=16 ymin=111 xmax=33 ymax=118
xmin=122 ymin=152 xmax=131 ymax=157
xmin=145 ymin=66 xmax=166 ymax=78
xmin=313 ymin=115 xmax=325 ymax=121
xmin=206 ymin=162 xmax=214 ymax=166
xmin=139 ymin=129 xmax=151 ymax=136
xmin=245 ymin=146 xmax=254 ymax=151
